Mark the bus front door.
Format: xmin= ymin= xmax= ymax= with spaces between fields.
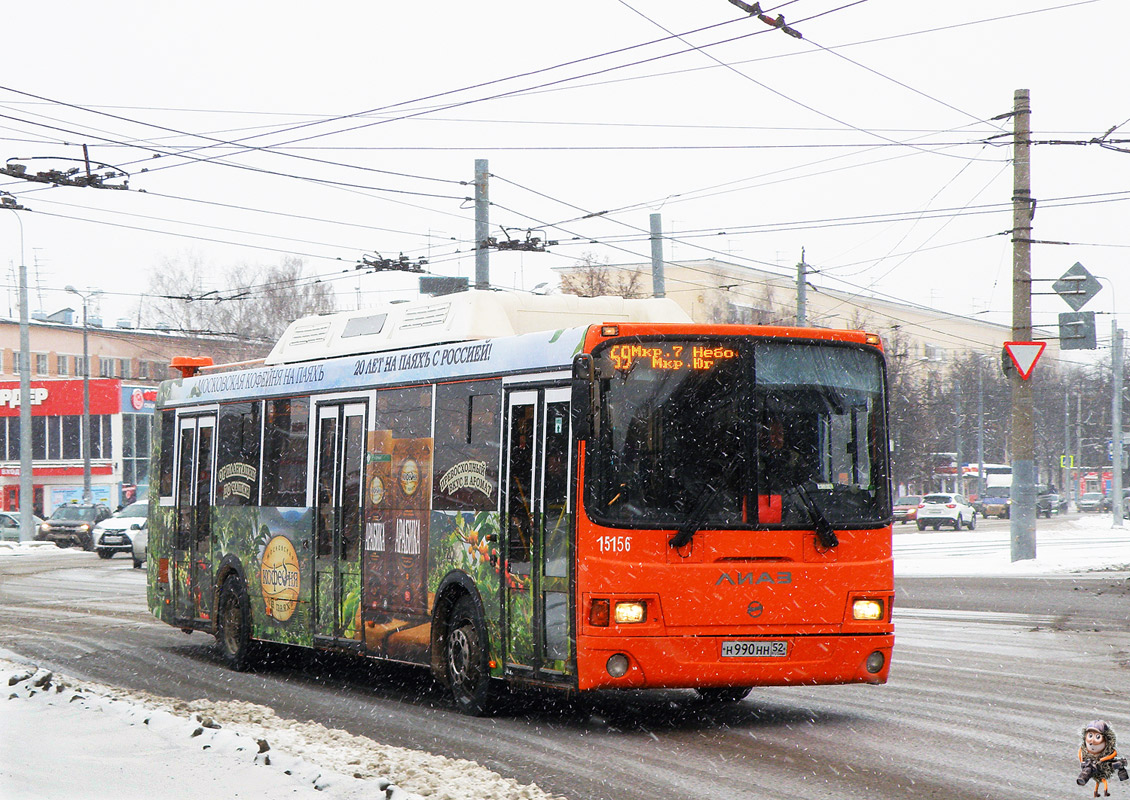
xmin=172 ymin=414 xmax=216 ymax=625
xmin=313 ymin=401 xmax=366 ymax=646
xmin=504 ymin=388 xmax=574 ymax=682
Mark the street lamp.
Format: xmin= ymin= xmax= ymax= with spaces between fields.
xmin=65 ymin=285 xmax=100 ymax=504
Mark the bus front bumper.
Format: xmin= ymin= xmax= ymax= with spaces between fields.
xmin=576 ymin=632 xmax=894 ymax=691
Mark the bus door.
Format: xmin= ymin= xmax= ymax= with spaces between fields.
xmin=503 ymin=387 xmax=574 ymax=680
xmin=172 ymin=414 xmax=216 ymax=624
xmin=313 ymin=401 xmax=366 ymax=645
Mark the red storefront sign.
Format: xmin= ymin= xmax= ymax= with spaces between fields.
xmin=0 ymin=380 xmax=120 ymax=417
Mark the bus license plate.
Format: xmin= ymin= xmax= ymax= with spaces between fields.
xmin=721 ymin=640 xmax=788 ymax=658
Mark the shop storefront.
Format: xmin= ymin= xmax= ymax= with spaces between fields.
xmin=0 ymin=380 xmax=155 ymax=516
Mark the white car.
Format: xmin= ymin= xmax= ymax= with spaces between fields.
xmin=130 ymin=524 xmax=148 ymax=569
xmin=916 ymin=493 xmax=977 ymax=531
xmin=93 ymin=502 xmax=148 ymax=560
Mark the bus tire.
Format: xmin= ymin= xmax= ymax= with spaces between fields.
xmin=445 ymin=595 xmax=495 ymax=716
xmin=216 ymin=575 xmax=255 ymax=671
xmin=695 ymin=687 xmax=752 ymax=704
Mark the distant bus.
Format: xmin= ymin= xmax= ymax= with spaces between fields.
xmin=146 ymin=292 xmax=894 ymax=714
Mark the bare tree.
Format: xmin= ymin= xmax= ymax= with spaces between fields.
xmin=559 ymin=252 xmax=645 ymax=298
xmin=140 ymin=255 xmax=336 ymax=359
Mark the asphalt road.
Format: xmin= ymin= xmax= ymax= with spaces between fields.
xmin=1 ymin=547 xmax=1126 ymax=799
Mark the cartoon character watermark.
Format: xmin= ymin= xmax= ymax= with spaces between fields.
xmin=1078 ymin=720 xmax=1129 ymax=797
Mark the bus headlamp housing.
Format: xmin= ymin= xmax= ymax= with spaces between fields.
xmin=613 ymin=601 xmax=647 ymax=624
xmin=852 ymin=599 xmax=884 ymax=621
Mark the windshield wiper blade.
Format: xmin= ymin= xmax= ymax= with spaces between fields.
xmin=792 ymin=483 xmax=839 ymax=548
xmin=669 ymin=484 xmax=719 ymax=549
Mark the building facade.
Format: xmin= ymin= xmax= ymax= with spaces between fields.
xmin=3 ymin=314 xmax=258 ymax=516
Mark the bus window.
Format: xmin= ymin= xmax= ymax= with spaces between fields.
xmin=217 ymin=402 xmax=261 ymax=506
xmin=158 ymin=409 xmax=175 ymax=498
xmin=542 ymin=399 xmax=570 ymax=578
xmin=506 ymin=402 xmax=535 ymax=569
xmin=433 ymin=381 xmax=501 ymax=512
xmin=341 ymin=413 xmax=364 ymax=561
xmin=262 ymin=398 xmax=309 ymax=507
xmin=589 ymin=339 xmax=888 ymax=528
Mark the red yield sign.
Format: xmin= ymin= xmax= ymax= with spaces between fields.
xmin=1003 ymin=341 xmax=1046 ymax=380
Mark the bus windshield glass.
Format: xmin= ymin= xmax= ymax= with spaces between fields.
xmin=589 ymin=339 xmax=888 ymax=528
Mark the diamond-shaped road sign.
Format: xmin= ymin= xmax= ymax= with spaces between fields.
xmin=1004 ymin=341 xmax=1046 ymax=380
xmin=1052 ymin=262 xmax=1102 ymax=311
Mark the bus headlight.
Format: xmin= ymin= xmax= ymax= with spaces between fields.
xmin=613 ymin=601 xmax=647 ymax=624
xmin=865 ymin=651 xmax=886 ymax=674
xmin=852 ymin=599 xmax=884 ymax=621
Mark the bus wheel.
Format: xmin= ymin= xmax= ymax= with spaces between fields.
xmin=446 ymin=595 xmax=495 ymax=716
xmin=695 ymin=687 xmax=752 ymax=704
xmin=217 ymin=575 xmax=255 ymax=671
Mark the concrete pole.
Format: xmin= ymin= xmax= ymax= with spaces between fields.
xmin=474 ymin=159 xmax=490 ymax=290
xmin=1112 ymin=321 xmax=1123 ymax=527
xmin=649 ymin=213 xmax=665 ymax=298
xmin=978 ymin=359 xmax=985 ymax=501
xmin=796 ymin=247 xmax=807 ymax=326
xmin=1009 ymin=88 xmax=1036 ymax=561
xmin=17 ymin=249 xmax=33 ymax=539
xmin=80 ymin=298 xmax=92 ymax=504
xmin=1063 ymin=390 xmax=1068 ymax=498
xmin=1076 ymin=394 xmax=1082 ymax=506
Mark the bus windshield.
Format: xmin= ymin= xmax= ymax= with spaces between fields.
xmin=589 ymin=339 xmax=888 ymax=528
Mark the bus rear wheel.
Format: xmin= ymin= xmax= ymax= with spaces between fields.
xmin=445 ymin=595 xmax=496 ymax=716
xmin=216 ymin=575 xmax=256 ymax=671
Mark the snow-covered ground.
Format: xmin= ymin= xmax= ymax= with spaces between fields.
xmin=3 ymin=514 xmax=1129 ymax=800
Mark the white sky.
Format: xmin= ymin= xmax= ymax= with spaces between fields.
xmin=4 ymin=518 xmax=1130 ymax=798
xmin=1 ymin=0 xmax=1127 ymax=359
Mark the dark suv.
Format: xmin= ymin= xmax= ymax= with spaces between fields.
xmin=36 ymin=503 xmax=113 ymax=550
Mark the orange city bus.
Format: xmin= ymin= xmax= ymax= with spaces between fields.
xmin=146 ymin=292 xmax=894 ymax=715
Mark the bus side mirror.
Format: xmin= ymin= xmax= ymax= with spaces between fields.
xmin=571 ymin=354 xmax=595 ymax=441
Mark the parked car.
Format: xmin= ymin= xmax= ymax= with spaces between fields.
xmin=1036 ymin=492 xmax=1065 ymax=518
xmin=892 ymin=496 xmax=922 ymax=524
xmin=1078 ymin=492 xmax=1106 ymax=513
xmin=979 ymin=494 xmax=1011 ymax=519
xmin=916 ymin=493 xmax=977 ymax=531
xmin=130 ymin=523 xmax=148 ymax=569
xmin=0 ymin=511 xmax=45 ymax=541
xmin=35 ymin=503 xmax=113 ymax=549
xmin=93 ymin=502 xmax=148 ymax=559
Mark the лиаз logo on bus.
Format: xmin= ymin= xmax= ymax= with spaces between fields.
xmin=260 ymin=535 xmax=300 ymax=622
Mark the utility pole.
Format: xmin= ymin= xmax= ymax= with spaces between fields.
xmin=955 ymin=391 xmax=963 ymax=494
xmin=978 ymin=358 xmax=985 ymax=501
xmin=474 ymin=159 xmax=489 ymax=290
xmin=796 ymin=247 xmax=807 ymax=326
xmin=649 ymin=213 xmax=665 ymax=298
xmin=3 ymin=192 xmax=33 ymax=539
xmin=1112 ymin=321 xmax=1123 ymax=527
xmin=1076 ymin=393 xmax=1082 ymax=506
xmin=1009 ymin=88 xmax=1036 ymax=561
xmin=1063 ymin=390 xmax=1069 ymax=499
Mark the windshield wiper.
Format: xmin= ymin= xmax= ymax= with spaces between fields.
xmin=790 ymin=483 xmax=839 ymax=548
xmin=669 ymin=484 xmax=720 ymax=549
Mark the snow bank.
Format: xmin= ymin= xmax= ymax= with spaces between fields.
xmin=1 ymin=660 xmax=565 ymax=800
